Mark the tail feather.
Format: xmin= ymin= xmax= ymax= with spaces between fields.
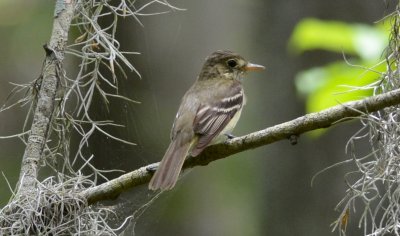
xmin=149 ymin=140 xmax=191 ymax=191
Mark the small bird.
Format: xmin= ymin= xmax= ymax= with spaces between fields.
xmin=149 ymin=50 xmax=265 ymax=191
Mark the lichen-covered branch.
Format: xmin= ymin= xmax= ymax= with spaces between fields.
xmin=16 ymin=0 xmax=75 ymax=196
xmin=81 ymin=87 xmax=400 ymax=205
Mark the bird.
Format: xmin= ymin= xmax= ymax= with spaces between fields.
xmin=148 ymin=50 xmax=265 ymax=191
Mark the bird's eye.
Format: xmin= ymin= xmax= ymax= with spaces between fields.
xmin=227 ymin=59 xmax=237 ymax=68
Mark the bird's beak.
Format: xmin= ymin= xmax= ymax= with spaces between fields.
xmin=244 ymin=62 xmax=265 ymax=71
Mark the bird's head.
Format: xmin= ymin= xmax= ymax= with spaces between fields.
xmin=199 ymin=50 xmax=265 ymax=81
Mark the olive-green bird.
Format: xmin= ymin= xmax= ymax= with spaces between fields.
xmin=149 ymin=50 xmax=265 ymax=191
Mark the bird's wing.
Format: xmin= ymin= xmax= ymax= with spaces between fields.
xmin=191 ymin=84 xmax=244 ymax=156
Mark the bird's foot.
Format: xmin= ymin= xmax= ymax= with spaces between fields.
xmin=146 ymin=163 xmax=159 ymax=173
xmin=225 ymin=133 xmax=236 ymax=139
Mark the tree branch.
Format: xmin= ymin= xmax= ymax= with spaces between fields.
xmin=16 ymin=0 xmax=75 ymax=196
xmin=81 ymin=87 xmax=400 ymax=205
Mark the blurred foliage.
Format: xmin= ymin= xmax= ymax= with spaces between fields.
xmin=295 ymin=61 xmax=385 ymax=113
xmin=289 ymin=18 xmax=389 ymax=115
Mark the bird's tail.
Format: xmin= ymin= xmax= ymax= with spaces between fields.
xmin=149 ymin=139 xmax=192 ymax=191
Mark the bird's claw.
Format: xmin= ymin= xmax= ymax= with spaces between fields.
xmin=146 ymin=163 xmax=158 ymax=173
xmin=225 ymin=133 xmax=236 ymax=139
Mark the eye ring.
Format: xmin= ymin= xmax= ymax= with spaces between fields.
xmin=227 ymin=59 xmax=237 ymax=68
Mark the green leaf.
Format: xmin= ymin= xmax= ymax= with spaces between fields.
xmin=295 ymin=61 xmax=384 ymax=113
xmin=288 ymin=18 xmax=388 ymax=60
xmin=289 ymin=18 xmax=389 ymax=136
